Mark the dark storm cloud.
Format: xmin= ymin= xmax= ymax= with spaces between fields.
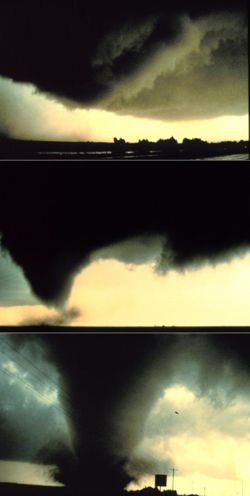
xmin=1 ymin=164 xmax=250 ymax=305
xmin=0 ymin=335 xmax=72 ymax=468
xmin=0 ymin=0 xmax=247 ymax=124
xmin=99 ymin=13 xmax=248 ymax=120
xmin=23 ymin=333 xmax=250 ymax=493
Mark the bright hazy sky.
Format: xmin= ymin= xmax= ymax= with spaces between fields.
xmin=0 ymin=461 xmax=62 ymax=486
xmin=0 ymin=76 xmax=248 ymax=143
xmin=1 ymin=247 xmax=250 ymax=326
xmin=127 ymin=383 xmax=250 ymax=496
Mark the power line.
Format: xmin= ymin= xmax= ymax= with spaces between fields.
xmin=0 ymin=362 xmax=78 ymax=425
xmin=0 ymin=350 xmax=78 ymax=424
xmin=171 ymin=468 xmax=178 ymax=491
xmin=2 ymin=339 xmax=72 ymax=403
xmin=0 ymin=337 xmax=79 ymax=412
xmin=0 ymin=363 xmax=79 ymax=462
xmin=0 ymin=364 xmax=59 ymax=407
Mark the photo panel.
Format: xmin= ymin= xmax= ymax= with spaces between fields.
xmin=0 ymin=162 xmax=250 ymax=327
xmin=1 ymin=163 xmax=250 ymax=326
xmin=0 ymin=0 xmax=248 ymax=159
xmin=0 ymin=331 xmax=249 ymax=496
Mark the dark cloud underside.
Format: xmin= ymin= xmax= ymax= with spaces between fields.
xmin=0 ymin=0 xmax=247 ymax=123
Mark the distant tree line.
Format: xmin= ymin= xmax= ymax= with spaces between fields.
xmin=111 ymin=136 xmax=248 ymax=159
xmin=0 ymin=134 xmax=248 ymax=159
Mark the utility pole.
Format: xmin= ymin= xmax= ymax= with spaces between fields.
xmin=171 ymin=468 xmax=178 ymax=491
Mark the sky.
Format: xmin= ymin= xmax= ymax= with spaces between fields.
xmin=0 ymin=334 xmax=72 ymax=486
xmin=2 ymin=244 xmax=250 ymax=326
xmin=0 ymin=5 xmax=249 ymax=492
xmin=1 ymin=165 xmax=250 ymax=326
xmin=0 ymin=1 xmax=248 ymax=142
xmin=2 ymin=164 xmax=250 ymax=308
xmin=127 ymin=382 xmax=250 ymax=496
xmin=2 ymin=164 xmax=250 ymax=326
